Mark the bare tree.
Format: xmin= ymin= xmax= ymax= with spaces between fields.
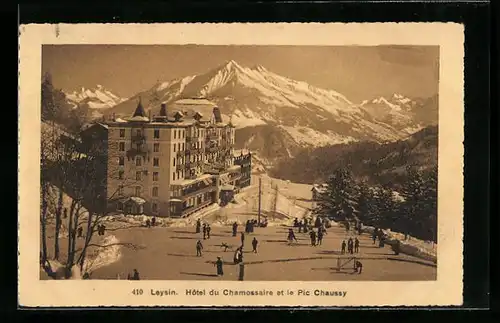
xmin=41 ymin=125 xmax=147 ymax=277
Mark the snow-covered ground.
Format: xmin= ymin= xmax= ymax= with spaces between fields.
xmin=361 ymin=225 xmax=437 ymax=263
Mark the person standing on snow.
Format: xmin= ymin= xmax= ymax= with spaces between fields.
xmin=317 ymin=228 xmax=324 ymax=245
xmin=215 ymin=257 xmax=224 ymax=276
xmin=196 ymin=240 xmax=203 ymax=257
xmin=232 ymin=222 xmax=238 ymax=237
xmin=196 ymin=219 xmax=201 ymax=233
xmin=252 ymin=237 xmax=258 ymax=253
xmin=309 ymin=230 xmax=317 ymax=246
xmin=287 ymin=228 xmax=298 ymax=245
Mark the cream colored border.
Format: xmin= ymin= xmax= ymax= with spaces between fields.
xmin=18 ymin=23 xmax=464 ymax=307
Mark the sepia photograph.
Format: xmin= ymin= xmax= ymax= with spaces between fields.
xmin=19 ymin=23 xmax=464 ymax=307
xmin=39 ymin=44 xmax=439 ymax=282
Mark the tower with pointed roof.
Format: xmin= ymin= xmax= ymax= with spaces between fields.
xmin=133 ymin=97 xmax=147 ymax=118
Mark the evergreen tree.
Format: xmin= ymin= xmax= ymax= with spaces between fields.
xmin=357 ymin=181 xmax=377 ymax=226
xmin=313 ymin=167 xmax=358 ymax=222
xmin=41 ymin=72 xmax=59 ymax=122
xmin=400 ymin=166 xmax=438 ymax=241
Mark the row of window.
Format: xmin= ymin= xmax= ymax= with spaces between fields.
xmin=119 ymin=142 xmax=161 ymax=152
xmin=117 ymin=185 xmax=159 ymax=197
xmin=118 ymin=128 xmax=234 ymax=140
xmin=118 ymin=156 xmax=160 ymax=167
xmin=116 ymin=201 xmax=159 ymax=213
xmin=173 ymin=142 xmax=185 ymax=152
xmin=119 ymin=128 xmax=185 ymax=140
xmin=118 ymin=170 xmax=161 ymax=181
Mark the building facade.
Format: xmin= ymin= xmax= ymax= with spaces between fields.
xmin=83 ymin=98 xmax=251 ymax=217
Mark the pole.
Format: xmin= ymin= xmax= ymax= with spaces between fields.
xmin=258 ymin=177 xmax=262 ymax=225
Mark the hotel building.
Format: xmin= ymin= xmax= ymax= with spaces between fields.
xmin=81 ymin=98 xmax=251 ymax=217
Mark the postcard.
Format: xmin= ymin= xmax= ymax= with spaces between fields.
xmin=18 ymin=22 xmax=464 ymax=307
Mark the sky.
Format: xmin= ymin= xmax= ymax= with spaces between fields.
xmin=42 ymin=45 xmax=439 ymax=103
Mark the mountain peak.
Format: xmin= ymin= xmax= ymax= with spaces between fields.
xmin=221 ymin=59 xmax=243 ymax=71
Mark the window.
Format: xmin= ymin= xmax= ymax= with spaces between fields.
xmin=118 ymin=170 xmax=124 ymax=180
xmin=154 ymin=143 xmax=160 ymax=152
xmin=173 ymin=144 xmax=176 ymax=152
xmin=154 ymin=129 xmax=160 ymax=139
xmin=182 ymin=143 xmax=184 ymax=151
xmin=173 ymin=172 xmax=176 ymax=181
xmin=182 ymin=130 xmax=185 ymax=138
xmin=119 ymin=142 xmax=125 ymax=151
xmin=135 ymin=186 xmax=141 ymax=196
xmin=119 ymin=129 xmax=125 ymax=138
xmin=153 ymin=172 xmax=159 ymax=181
xmin=117 ymin=202 xmax=124 ymax=211
xmin=136 ymin=157 xmax=142 ymax=166
xmin=173 ymin=158 xmax=176 ymax=166
xmin=174 ymin=129 xmax=177 ymax=139
xmin=153 ymin=157 xmax=159 ymax=167
xmin=119 ymin=157 xmax=124 ymax=166
xmin=152 ymin=187 xmax=158 ymax=197
xmin=136 ymin=171 xmax=142 ymax=181
xmin=178 ymin=143 xmax=181 ymax=151
xmin=118 ymin=185 xmax=124 ymax=196
xmin=152 ymin=202 xmax=158 ymax=213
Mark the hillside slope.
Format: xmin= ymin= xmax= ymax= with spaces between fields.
xmin=270 ymin=126 xmax=438 ymax=187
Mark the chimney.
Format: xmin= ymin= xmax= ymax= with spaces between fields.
xmin=160 ymin=103 xmax=167 ymax=117
xmin=213 ymin=107 xmax=222 ymax=123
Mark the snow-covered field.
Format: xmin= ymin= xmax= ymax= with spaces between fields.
xmin=41 ymin=175 xmax=436 ymax=279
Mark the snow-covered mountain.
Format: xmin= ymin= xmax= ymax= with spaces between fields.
xmin=103 ymin=60 xmax=437 ymax=159
xmin=66 ymin=85 xmax=126 ymax=110
xmin=357 ymin=93 xmax=437 ymax=135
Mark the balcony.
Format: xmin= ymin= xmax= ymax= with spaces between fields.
xmin=176 ymin=150 xmax=185 ymax=158
xmin=126 ymin=146 xmax=149 ymax=160
xmin=181 ymin=184 xmax=216 ymax=201
xmin=176 ymin=164 xmax=185 ymax=172
xmin=206 ymin=133 xmax=219 ymax=141
xmin=131 ymin=134 xmax=146 ymax=143
xmin=170 ymin=200 xmax=214 ymax=218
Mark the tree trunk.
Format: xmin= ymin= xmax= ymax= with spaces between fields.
xmin=54 ymin=186 xmax=63 ymax=260
xmin=66 ymin=200 xmax=76 ymax=269
xmin=40 ymin=183 xmax=48 ymax=265
xmin=78 ymin=212 xmax=95 ymax=272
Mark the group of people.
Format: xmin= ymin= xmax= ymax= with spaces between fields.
xmin=372 ymin=227 xmax=386 ymax=248
xmin=293 ymin=217 xmax=311 ymax=233
xmin=341 ymin=237 xmax=360 ymax=254
xmin=289 ymin=216 xmax=329 ymax=246
xmin=195 ymin=219 xmax=212 ymax=240
xmin=244 ymin=219 xmax=257 ymax=234
xmin=308 ymin=226 xmax=327 ymax=246
xmin=97 ymin=224 xmax=106 ymax=236
xmin=145 ymin=216 xmax=157 ymax=228
xmin=127 ymin=269 xmax=140 ymax=280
